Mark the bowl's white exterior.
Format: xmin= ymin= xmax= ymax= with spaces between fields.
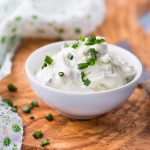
xmin=25 ymin=41 xmax=142 ymax=119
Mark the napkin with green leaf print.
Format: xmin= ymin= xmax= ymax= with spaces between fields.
xmin=0 ymin=97 xmax=23 ymax=150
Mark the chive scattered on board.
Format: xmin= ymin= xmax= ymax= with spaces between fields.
xmin=7 ymin=84 xmax=17 ymax=92
xmin=40 ymin=138 xmax=49 ymax=147
xmin=31 ymin=100 xmax=39 ymax=107
xmin=11 ymin=106 xmax=18 ymax=112
xmin=22 ymin=106 xmax=31 ymax=113
xmin=2 ymin=99 xmax=13 ymax=107
xmin=12 ymin=124 xmax=21 ymax=132
xmin=45 ymin=114 xmax=53 ymax=121
xmin=29 ymin=114 xmax=35 ymax=120
xmin=33 ymin=131 xmax=43 ymax=139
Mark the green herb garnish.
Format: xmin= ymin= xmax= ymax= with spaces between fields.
xmin=41 ymin=63 xmax=47 ymax=69
xmin=58 ymin=72 xmax=64 ymax=77
xmin=29 ymin=114 xmax=35 ymax=120
xmin=31 ymin=100 xmax=39 ymax=107
xmin=84 ymin=79 xmax=91 ymax=86
xmin=11 ymin=106 xmax=17 ymax=112
xmin=40 ymin=138 xmax=49 ymax=147
xmin=72 ymin=42 xmax=79 ymax=49
xmin=77 ymin=63 xmax=88 ymax=69
xmin=2 ymin=99 xmax=13 ymax=107
xmin=75 ymin=28 xmax=81 ymax=34
xmin=78 ymin=36 xmax=85 ymax=42
xmin=64 ymin=43 xmax=69 ymax=48
xmin=33 ymin=131 xmax=43 ymax=139
xmin=45 ymin=114 xmax=53 ymax=121
xmin=85 ymin=35 xmax=105 ymax=46
xmin=12 ymin=124 xmax=21 ymax=132
xmin=7 ymin=83 xmax=17 ymax=92
xmin=42 ymin=56 xmax=53 ymax=69
xmin=3 ymin=137 xmax=11 ymax=147
xmin=67 ymin=53 xmax=73 ymax=60
xmin=45 ymin=56 xmax=53 ymax=65
xmin=81 ymin=72 xmax=91 ymax=86
xmin=95 ymin=38 xmax=105 ymax=44
xmin=22 ymin=106 xmax=31 ymax=113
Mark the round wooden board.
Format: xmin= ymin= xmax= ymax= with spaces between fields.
xmin=1 ymin=0 xmax=150 ymax=149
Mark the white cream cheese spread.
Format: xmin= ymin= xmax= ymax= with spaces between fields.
xmin=36 ymin=35 xmax=136 ymax=92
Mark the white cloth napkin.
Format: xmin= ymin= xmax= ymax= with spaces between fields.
xmin=0 ymin=0 xmax=106 ymax=80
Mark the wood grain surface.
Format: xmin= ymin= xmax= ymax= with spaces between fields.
xmin=1 ymin=0 xmax=150 ymax=149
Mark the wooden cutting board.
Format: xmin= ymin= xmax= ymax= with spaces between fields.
xmin=1 ymin=0 xmax=150 ymax=149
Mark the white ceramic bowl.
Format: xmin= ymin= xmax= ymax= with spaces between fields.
xmin=25 ymin=41 xmax=142 ymax=119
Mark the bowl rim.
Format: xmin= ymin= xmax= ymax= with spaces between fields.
xmin=25 ymin=41 xmax=142 ymax=95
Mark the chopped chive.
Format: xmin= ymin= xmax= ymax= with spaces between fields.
xmin=78 ymin=36 xmax=85 ymax=42
xmin=15 ymin=16 xmax=22 ymax=21
xmin=11 ymin=106 xmax=17 ymax=112
xmin=45 ymin=114 xmax=53 ymax=121
xmin=31 ymin=100 xmax=39 ymax=107
xmin=12 ymin=124 xmax=21 ymax=132
xmin=44 ymin=56 xmax=53 ymax=65
xmin=58 ymin=72 xmax=64 ymax=77
xmin=28 ymin=103 xmax=34 ymax=110
xmin=88 ymin=48 xmax=97 ymax=60
xmin=41 ymin=63 xmax=47 ymax=69
xmin=84 ymin=79 xmax=91 ymax=86
xmin=57 ymin=28 xmax=64 ymax=33
xmin=67 ymin=53 xmax=73 ymax=60
xmin=40 ymin=138 xmax=49 ymax=147
xmin=3 ymin=137 xmax=11 ymax=147
xmin=81 ymin=72 xmax=91 ymax=86
xmin=72 ymin=42 xmax=79 ymax=49
xmin=64 ymin=43 xmax=69 ymax=48
xmin=32 ymin=15 xmax=38 ymax=20
xmin=95 ymin=38 xmax=105 ymax=44
xmin=33 ymin=131 xmax=43 ymax=139
xmin=87 ymin=57 xmax=95 ymax=66
xmin=42 ymin=56 xmax=53 ymax=69
xmin=77 ymin=63 xmax=88 ymax=69
xmin=22 ymin=106 xmax=31 ymax=113
xmin=75 ymin=28 xmax=81 ymax=34
xmin=7 ymin=83 xmax=17 ymax=92
xmin=29 ymin=114 xmax=35 ymax=120
xmin=2 ymin=99 xmax=13 ymax=107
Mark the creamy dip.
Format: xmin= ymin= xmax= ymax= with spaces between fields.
xmin=35 ymin=35 xmax=136 ymax=92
